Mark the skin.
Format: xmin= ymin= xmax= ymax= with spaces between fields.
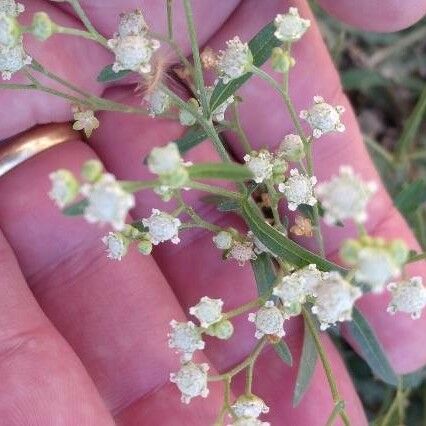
xmin=0 ymin=0 xmax=425 ymax=424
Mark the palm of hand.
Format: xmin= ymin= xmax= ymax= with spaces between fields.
xmin=0 ymin=0 xmax=426 ymax=425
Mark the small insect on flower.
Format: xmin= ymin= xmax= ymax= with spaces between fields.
xmin=0 ymin=0 xmax=24 ymax=17
xmin=312 ymin=272 xmax=362 ymax=330
xmin=142 ymin=209 xmax=181 ymax=245
xmin=277 ymin=134 xmax=305 ymax=162
xmin=227 ymin=240 xmax=257 ymax=266
xmin=248 ymin=301 xmax=286 ymax=339
xmin=300 ymin=96 xmax=345 ymax=139
xmin=243 ymin=150 xmax=274 ymax=184
xmin=213 ymin=231 xmax=233 ymax=250
xmin=72 ymin=108 xmax=100 ymax=138
xmin=231 ymin=394 xmax=269 ymax=419
xmin=168 ymin=320 xmax=205 ymax=362
xmin=147 ymin=142 xmax=183 ymax=176
xmin=102 ymin=232 xmax=129 ymax=261
xmin=117 ymin=9 xmax=148 ymax=37
xmin=217 ymin=36 xmax=253 ymax=84
xmin=278 ymin=168 xmax=317 ymax=211
xmin=316 ymin=166 xmax=377 ymax=225
xmin=189 ymin=296 xmax=224 ymax=328
xmin=48 ymin=169 xmax=80 ymax=208
xmin=290 ymin=215 xmax=313 ymax=237
xmin=80 ymin=173 xmax=135 ymax=231
xmin=144 ymin=87 xmax=171 ymax=117
xmin=0 ymin=42 xmax=31 ymax=80
xmin=274 ymin=7 xmax=311 ymax=42
xmin=387 ymin=277 xmax=426 ymax=319
xmin=108 ymin=33 xmax=160 ymax=74
xmin=170 ymin=362 xmax=209 ymax=404
xmin=228 ymin=419 xmax=270 ymax=426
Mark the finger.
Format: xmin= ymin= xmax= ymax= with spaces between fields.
xmin=0 ymin=133 xmax=222 ymax=421
xmin=204 ymin=0 xmax=426 ymax=373
xmin=0 ymin=229 xmax=114 ymax=425
xmin=316 ymin=0 xmax=426 ymax=31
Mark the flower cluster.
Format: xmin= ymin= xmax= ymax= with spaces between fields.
xmin=107 ymin=9 xmax=160 ymax=74
xmin=278 ymin=169 xmax=317 ymax=211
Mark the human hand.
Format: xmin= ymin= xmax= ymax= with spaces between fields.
xmin=0 ymin=1 xmax=425 ymax=425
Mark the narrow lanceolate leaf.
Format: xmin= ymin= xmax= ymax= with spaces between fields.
xmin=210 ymin=22 xmax=282 ymax=112
xmin=274 ymin=341 xmax=293 ymax=366
xmin=175 ymin=125 xmax=228 ymax=155
xmin=293 ymin=318 xmax=318 ymax=406
xmin=188 ymin=163 xmax=253 ymax=181
xmin=62 ymin=199 xmax=88 ymax=216
xmin=201 ymin=195 xmax=241 ymax=213
xmin=251 ymin=253 xmax=277 ymax=296
xmin=241 ymin=199 xmax=345 ymax=272
xmin=97 ymin=64 xmax=131 ymax=82
xmin=395 ymin=179 xmax=426 ymax=216
xmin=346 ymin=308 xmax=398 ymax=386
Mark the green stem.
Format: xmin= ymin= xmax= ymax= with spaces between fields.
xmin=232 ymin=102 xmax=252 ymax=153
xmin=224 ymin=298 xmax=264 ymax=320
xmin=182 ymin=0 xmax=210 ymax=117
xmin=325 ymin=401 xmax=346 ymax=426
xmin=302 ymin=307 xmax=351 ymax=426
xmin=265 ymin=181 xmax=285 ymax=232
xmin=166 ymin=0 xmax=173 ymax=39
xmin=187 ymin=181 xmax=241 ymax=200
xmin=55 ymin=25 xmax=107 ymax=47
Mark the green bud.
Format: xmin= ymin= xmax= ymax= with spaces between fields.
xmin=81 ymin=159 xmax=103 ymax=182
xmin=205 ymin=319 xmax=234 ymax=340
xmin=271 ymin=47 xmax=295 ymax=73
xmin=31 ymin=12 xmax=56 ymax=41
xmin=283 ymin=302 xmax=302 ymax=317
xmin=138 ymin=239 xmax=153 ymax=255
xmin=389 ymin=239 xmax=409 ymax=266
xmin=0 ymin=14 xmax=21 ymax=47
xmin=340 ymin=239 xmax=361 ymax=264
xmin=271 ymin=157 xmax=288 ymax=184
xmin=158 ymin=166 xmax=189 ymax=189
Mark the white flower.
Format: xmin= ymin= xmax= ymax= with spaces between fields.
xmin=0 ymin=42 xmax=31 ymax=80
xmin=72 ymin=109 xmax=99 ymax=138
xmin=189 ymin=296 xmax=224 ymax=328
xmin=168 ymin=320 xmax=205 ymax=362
xmin=142 ymin=209 xmax=181 ymax=245
xmin=300 ymin=96 xmax=345 ymax=138
xmin=229 ymin=419 xmax=270 ymax=426
xmin=311 ymin=272 xmax=362 ymax=330
xmin=81 ymin=173 xmax=135 ymax=231
xmin=147 ymin=142 xmax=182 ymax=176
xmin=48 ymin=169 xmax=79 ymax=208
xmin=278 ymin=168 xmax=317 ymax=211
xmin=274 ymin=8 xmax=311 ymax=42
xmin=387 ymin=277 xmax=426 ymax=319
xmin=277 ymin=134 xmax=305 ymax=162
xmin=228 ymin=240 xmax=256 ymax=266
xmin=213 ymin=231 xmax=233 ymax=250
xmin=101 ymin=232 xmax=129 ymax=260
xmin=217 ymin=36 xmax=252 ymax=84
xmin=0 ymin=0 xmax=24 ymax=17
xmin=244 ymin=150 xmax=274 ymax=184
xmin=273 ymin=264 xmax=322 ymax=307
xmin=248 ymin=301 xmax=285 ymax=339
xmin=316 ymin=166 xmax=377 ymax=225
xmin=108 ymin=33 xmax=160 ymax=74
xmin=248 ymin=231 xmax=274 ymax=256
xmin=232 ymin=394 xmax=269 ymax=419
xmin=144 ymin=88 xmax=171 ymax=117
xmin=117 ymin=10 xmax=147 ymax=37
xmin=170 ymin=362 xmax=209 ymax=404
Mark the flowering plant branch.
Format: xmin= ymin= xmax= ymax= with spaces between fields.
xmin=1 ymin=1 xmax=426 ymax=425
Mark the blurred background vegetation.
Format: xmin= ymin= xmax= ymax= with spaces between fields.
xmin=311 ymin=2 xmax=426 ymax=424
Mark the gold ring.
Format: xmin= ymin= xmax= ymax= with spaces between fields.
xmin=0 ymin=123 xmax=80 ymax=178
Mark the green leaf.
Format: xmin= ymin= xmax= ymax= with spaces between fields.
xmin=274 ymin=341 xmax=293 ymax=366
xmin=97 ymin=64 xmax=131 ymax=83
xmin=241 ymin=199 xmax=345 ymax=272
xmin=394 ymin=179 xmax=426 ymax=216
xmin=341 ymin=68 xmax=389 ymax=92
xmin=174 ymin=125 xmax=228 ymax=155
xmin=188 ymin=163 xmax=253 ymax=181
xmin=395 ymin=86 xmax=426 ymax=158
xmin=346 ymin=308 xmax=398 ymax=386
xmin=62 ymin=199 xmax=88 ymax=216
xmin=201 ymin=195 xmax=241 ymax=213
xmin=293 ymin=318 xmax=318 ymax=406
xmin=251 ymin=253 xmax=276 ymax=295
xmin=210 ymin=22 xmax=282 ymax=112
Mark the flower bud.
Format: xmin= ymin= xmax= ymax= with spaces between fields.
xmin=31 ymin=12 xmax=56 ymax=41
xmin=278 ymin=134 xmax=305 ymax=162
xmin=205 ymin=319 xmax=234 ymax=340
xmin=81 ymin=159 xmax=103 ymax=182
xmin=138 ymin=238 xmax=153 ymax=255
xmin=271 ymin=47 xmax=295 ymax=73
xmin=0 ymin=13 xmax=21 ymax=47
